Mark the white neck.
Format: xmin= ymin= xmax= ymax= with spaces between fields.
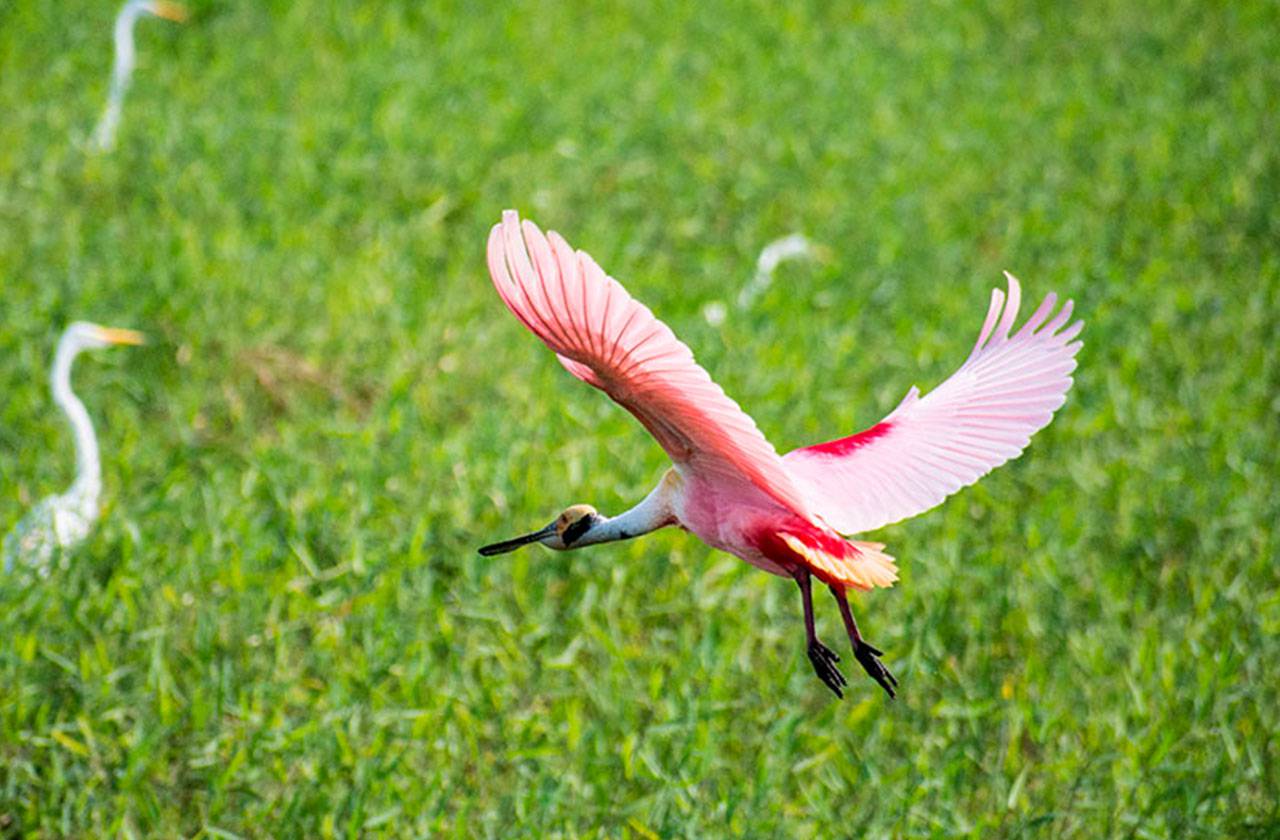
xmin=576 ymin=471 xmax=679 ymax=547
xmin=93 ymin=1 xmax=145 ymax=149
xmin=51 ymin=337 xmax=102 ymax=504
xmin=113 ymin=2 xmax=146 ymax=87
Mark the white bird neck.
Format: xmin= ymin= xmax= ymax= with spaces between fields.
xmin=113 ymin=1 xmax=151 ymax=81
xmin=577 ymin=469 xmax=681 ymax=547
xmin=92 ymin=0 xmax=149 ymax=149
xmin=51 ymin=337 xmax=102 ymax=504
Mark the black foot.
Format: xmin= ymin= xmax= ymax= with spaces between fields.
xmin=807 ymin=639 xmax=847 ymax=699
xmin=854 ymin=641 xmax=898 ymax=699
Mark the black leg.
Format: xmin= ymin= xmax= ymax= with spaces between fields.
xmin=796 ymin=570 xmax=846 ymax=698
xmin=830 ymin=584 xmax=898 ymax=699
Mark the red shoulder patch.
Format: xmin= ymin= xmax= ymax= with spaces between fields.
xmin=801 ymin=421 xmax=894 ymax=458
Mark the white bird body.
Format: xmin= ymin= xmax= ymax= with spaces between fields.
xmin=89 ymin=0 xmax=187 ymax=152
xmin=2 ymin=495 xmax=97 ymax=575
xmin=3 ymin=323 xmax=143 ymax=574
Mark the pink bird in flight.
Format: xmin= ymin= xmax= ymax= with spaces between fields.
xmin=479 ymin=210 xmax=1083 ymax=698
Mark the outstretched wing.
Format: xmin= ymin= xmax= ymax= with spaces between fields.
xmin=487 ymin=210 xmax=813 ymax=518
xmin=784 ymin=274 xmax=1083 ymax=535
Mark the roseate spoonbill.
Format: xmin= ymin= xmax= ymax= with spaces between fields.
xmin=4 ymin=323 xmax=145 ymax=575
xmin=89 ymin=0 xmax=188 ymax=152
xmin=479 ymin=210 xmax=1082 ymax=698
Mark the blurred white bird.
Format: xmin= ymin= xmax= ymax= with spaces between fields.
xmin=89 ymin=0 xmax=188 ymax=152
xmin=3 ymin=323 xmax=144 ymax=574
xmin=737 ymin=234 xmax=816 ymax=309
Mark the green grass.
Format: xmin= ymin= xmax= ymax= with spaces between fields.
xmin=1 ymin=0 xmax=1277 ymax=836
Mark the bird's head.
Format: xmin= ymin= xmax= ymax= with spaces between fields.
xmin=65 ymin=322 xmax=146 ymax=353
xmin=142 ymin=0 xmax=189 ymax=22
xmin=478 ymin=504 xmax=604 ymax=556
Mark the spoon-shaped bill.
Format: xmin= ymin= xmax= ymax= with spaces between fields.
xmin=478 ymin=523 xmax=555 ymax=556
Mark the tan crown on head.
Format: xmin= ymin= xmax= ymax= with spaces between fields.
xmin=555 ymin=504 xmax=598 ymax=536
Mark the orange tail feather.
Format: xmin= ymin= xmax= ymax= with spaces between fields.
xmin=779 ymin=534 xmax=899 ymax=591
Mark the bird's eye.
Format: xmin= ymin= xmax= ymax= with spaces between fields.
xmin=561 ymin=515 xmax=594 ymax=546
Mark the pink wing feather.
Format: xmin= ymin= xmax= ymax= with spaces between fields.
xmin=487 ymin=210 xmax=814 ymax=518
xmin=784 ymin=273 xmax=1083 ymax=535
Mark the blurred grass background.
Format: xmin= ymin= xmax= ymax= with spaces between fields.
xmin=1 ymin=0 xmax=1277 ymax=836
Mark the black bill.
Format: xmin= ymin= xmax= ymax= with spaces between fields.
xmin=478 ymin=522 xmax=555 ymax=556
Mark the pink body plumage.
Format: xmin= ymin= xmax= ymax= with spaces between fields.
xmin=482 ymin=209 xmax=1082 ymax=698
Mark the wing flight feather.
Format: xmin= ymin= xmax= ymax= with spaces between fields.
xmin=487 ymin=210 xmax=813 ymax=517
xmin=784 ymin=274 xmax=1082 ymax=535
